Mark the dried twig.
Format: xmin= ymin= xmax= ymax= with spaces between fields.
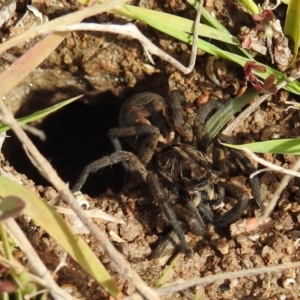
xmin=244 ymin=149 xmax=300 ymax=179
xmin=223 ymin=71 xmax=300 ymax=136
xmin=0 ymin=254 xmax=48 ymax=287
xmin=262 ymin=157 xmax=300 ymax=220
xmin=0 ymin=1 xmax=207 ymax=298
xmin=242 ymin=149 xmax=300 ymax=220
xmin=0 ymin=98 xmax=160 ymax=300
xmin=4 ymin=218 xmax=76 ymax=300
xmin=155 ymin=261 xmax=300 ymax=296
xmin=55 ymin=0 xmax=204 ymax=75
xmin=55 ymin=23 xmax=193 ymax=74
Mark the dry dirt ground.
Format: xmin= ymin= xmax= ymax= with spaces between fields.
xmin=1 ymin=0 xmax=300 ymax=299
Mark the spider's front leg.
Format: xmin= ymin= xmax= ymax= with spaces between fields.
xmin=194 ymin=98 xmax=227 ymax=148
xmin=109 ymin=93 xmax=173 ymax=165
xmin=109 ymin=125 xmax=160 ymax=165
xmin=168 ymin=90 xmax=193 ymax=143
xmin=72 ymin=151 xmax=148 ymax=192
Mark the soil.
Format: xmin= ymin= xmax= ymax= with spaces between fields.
xmin=1 ymin=0 xmax=300 ymax=299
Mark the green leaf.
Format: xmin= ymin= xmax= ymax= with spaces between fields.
xmin=0 ymin=95 xmax=82 ymax=133
xmin=204 ymin=88 xmax=259 ymax=145
xmin=111 ymin=4 xmax=300 ymax=95
xmin=284 ymin=0 xmax=300 ymax=64
xmin=221 ymin=138 xmax=300 ymax=155
xmin=123 ymin=5 xmax=239 ymax=45
xmin=0 ymin=176 xmax=121 ymax=298
xmin=236 ymin=0 xmax=260 ymax=15
xmin=185 ymin=0 xmax=254 ymax=59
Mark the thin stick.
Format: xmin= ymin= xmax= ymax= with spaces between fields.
xmin=262 ymin=156 xmax=300 ymax=220
xmin=241 ymin=149 xmax=300 ymax=220
xmin=223 ymin=71 xmax=300 ymax=136
xmin=155 ymin=261 xmax=300 ymax=296
xmin=244 ymin=149 xmax=300 ymax=179
xmin=55 ymin=1 xmax=204 ymax=75
xmin=0 ymin=255 xmax=48 ymax=287
xmin=4 ymin=218 xmax=75 ymax=300
xmin=187 ymin=0 xmax=204 ymax=72
xmin=56 ymin=23 xmax=194 ymax=74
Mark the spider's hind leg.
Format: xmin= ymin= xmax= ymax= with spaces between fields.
xmin=214 ymin=134 xmax=265 ymax=214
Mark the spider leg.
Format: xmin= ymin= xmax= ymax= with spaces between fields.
xmin=148 ymin=172 xmax=192 ymax=257
xmin=168 ymin=90 xmax=193 ymax=142
xmin=186 ymin=193 xmax=206 ymax=235
xmin=150 ymin=229 xmax=181 ymax=265
xmin=198 ymin=203 xmax=215 ymax=222
xmin=195 ymin=99 xmax=227 ymax=148
xmin=250 ymin=176 xmax=265 ymax=213
xmin=213 ymin=182 xmax=249 ymax=227
xmin=173 ymin=204 xmax=206 ymax=236
xmin=227 ymin=149 xmax=265 ymax=213
xmin=109 ymin=125 xmax=160 ymax=164
xmin=72 ymin=151 xmax=147 ymax=192
xmin=214 ymin=135 xmax=265 ymax=214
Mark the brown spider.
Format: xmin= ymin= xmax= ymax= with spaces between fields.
xmin=72 ymin=91 xmax=264 ymax=257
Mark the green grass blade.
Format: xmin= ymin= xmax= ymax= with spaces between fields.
xmin=204 ymin=88 xmax=259 ymax=144
xmin=186 ymin=0 xmax=230 ymax=33
xmin=151 ymin=19 xmax=300 ymax=94
xmin=284 ymin=0 xmax=300 ymax=64
xmin=0 ymin=176 xmax=121 ymax=297
xmin=116 ymin=4 xmax=300 ymax=95
xmin=186 ymin=0 xmax=253 ymax=59
xmin=0 ymin=95 xmax=82 ymax=133
xmin=119 ymin=5 xmax=239 ymax=45
xmin=236 ymin=0 xmax=260 ymax=15
xmin=222 ymin=139 xmax=300 ymax=155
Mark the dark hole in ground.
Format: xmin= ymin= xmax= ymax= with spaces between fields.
xmin=3 ymin=91 xmax=128 ymax=197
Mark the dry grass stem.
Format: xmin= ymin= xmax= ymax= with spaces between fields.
xmin=0 ymin=254 xmax=48 ymax=287
xmin=0 ymin=100 xmax=159 ymax=299
xmin=55 ymin=0 xmax=204 ymax=74
xmin=244 ymin=149 xmax=300 ymax=179
xmin=55 ymin=17 xmax=200 ymax=75
xmin=155 ymin=261 xmax=300 ymax=295
xmin=186 ymin=0 xmax=203 ymax=73
xmin=0 ymin=0 xmax=129 ymax=55
xmin=55 ymin=206 xmax=125 ymax=224
xmin=4 ymin=218 xmax=76 ymax=300
xmin=223 ymin=71 xmax=300 ymax=136
xmin=262 ymin=156 xmax=300 ymax=220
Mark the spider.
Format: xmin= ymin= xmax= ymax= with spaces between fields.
xmin=72 ymin=90 xmax=265 ymax=257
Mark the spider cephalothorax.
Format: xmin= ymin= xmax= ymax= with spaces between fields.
xmin=72 ymin=90 xmax=264 ymax=256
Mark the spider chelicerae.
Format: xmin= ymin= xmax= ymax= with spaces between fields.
xmin=72 ymin=90 xmax=265 ymax=256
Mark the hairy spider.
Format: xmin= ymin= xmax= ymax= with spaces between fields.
xmin=72 ymin=91 xmax=265 ymax=256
